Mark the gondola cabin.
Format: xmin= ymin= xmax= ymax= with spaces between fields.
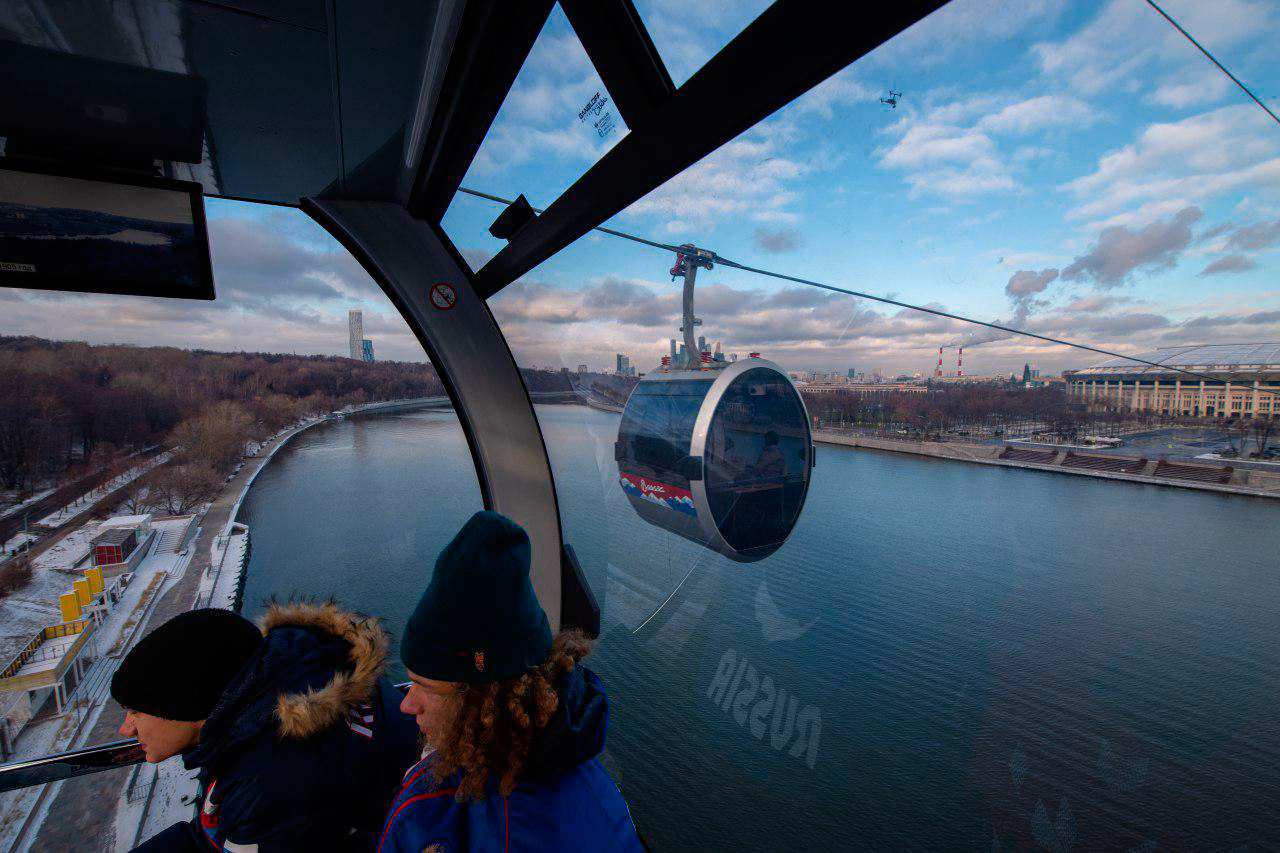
xmin=615 ymin=358 xmax=813 ymax=562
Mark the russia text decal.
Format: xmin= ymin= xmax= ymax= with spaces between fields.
xmin=707 ymin=648 xmax=821 ymax=769
xmin=619 ymin=472 xmax=696 ymax=517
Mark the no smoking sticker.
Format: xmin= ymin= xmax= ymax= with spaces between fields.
xmin=430 ymin=282 xmax=458 ymax=311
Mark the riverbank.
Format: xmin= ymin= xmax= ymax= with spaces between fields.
xmin=814 ymin=431 xmax=1280 ymax=499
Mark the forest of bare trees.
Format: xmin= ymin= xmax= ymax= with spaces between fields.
xmin=804 ymin=382 xmax=1277 ymax=450
xmin=0 ymin=336 xmax=449 ymax=494
xmin=804 ymin=384 xmax=1080 ymax=438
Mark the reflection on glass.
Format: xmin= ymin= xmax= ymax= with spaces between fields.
xmin=705 ymin=368 xmax=809 ymax=557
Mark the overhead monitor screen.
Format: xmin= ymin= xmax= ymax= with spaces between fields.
xmin=0 ymin=162 xmax=214 ymax=300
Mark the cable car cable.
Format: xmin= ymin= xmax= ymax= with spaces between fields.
xmin=458 ymin=186 xmax=1279 ymax=397
xmin=1143 ymin=0 xmax=1280 ymax=129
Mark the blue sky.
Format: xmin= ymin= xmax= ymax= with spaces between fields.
xmin=442 ymin=0 xmax=1280 ymax=376
xmin=5 ymin=0 xmax=1279 ymax=377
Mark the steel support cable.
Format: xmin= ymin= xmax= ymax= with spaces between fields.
xmin=1143 ymin=0 xmax=1280 ymax=128
xmin=457 ymin=186 xmax=1280 ymax=396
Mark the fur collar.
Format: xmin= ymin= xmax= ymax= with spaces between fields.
xmin=259 ymin=601 xmax=389 ymax=739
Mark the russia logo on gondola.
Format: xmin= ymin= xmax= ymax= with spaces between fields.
xmin=619 ymin=472 xmax=697 ymax=517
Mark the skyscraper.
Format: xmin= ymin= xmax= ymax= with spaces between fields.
xmin=361 ymin=339 xmax=375 ymax=362
xmin=348 ymin=310 xmax=363 ymax=359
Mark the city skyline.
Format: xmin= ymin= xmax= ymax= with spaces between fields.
xmin=2 ymin=0 xmax=1279 ymax=377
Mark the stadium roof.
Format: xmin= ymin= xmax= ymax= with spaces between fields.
xmin=1069 ymin=343 xmax=1280 ymax=374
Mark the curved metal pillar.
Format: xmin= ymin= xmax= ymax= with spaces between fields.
xmin=304 ymin=199 xmax=562 ymax=629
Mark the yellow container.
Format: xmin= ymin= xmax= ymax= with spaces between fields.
xmin=73 ymin=579 xmax=91 ymax=608
xmin=60 ymin=592 xmax=82 ymax=623
xmin=85 ymin=567 xmax=104 ymax=595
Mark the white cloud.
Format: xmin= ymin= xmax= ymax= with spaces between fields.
xmin=1146 ymin=74 xmax=1234 ymax=109
xmin=1063 ymin=104 xmax=1280 ymax=225
xmin=977 ymin=95 xmax=1095 ymax=135
xmin=622 ymin=120 xmax=812 ymax=230
xmin=793 ymin=68 xmax=878 ymax=120
xmin=864 ymin=0 xmax=1067 ymax=69
xmin=1033 ymin=0 xmax=1269 ymax=96
xmin=879 ymin=124 xmax=999 ymax=169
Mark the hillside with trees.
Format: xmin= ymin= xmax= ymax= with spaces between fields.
xmin=0 ymin=336 xmax=447 ymax=493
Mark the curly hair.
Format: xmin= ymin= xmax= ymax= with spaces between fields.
xmin=430 ymin=630 xmax=590 ymax=801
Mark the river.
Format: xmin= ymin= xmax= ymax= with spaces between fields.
xmin=238 ymin=404 xmax=1280 ymax=851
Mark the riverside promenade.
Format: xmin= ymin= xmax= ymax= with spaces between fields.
xmin=815 ymin=431 xmax=1280 ymax=499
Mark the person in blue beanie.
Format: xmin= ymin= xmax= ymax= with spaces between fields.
xmin=378 ymin=511 xmax=643 ymax=852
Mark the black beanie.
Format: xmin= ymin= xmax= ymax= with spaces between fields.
xmin=400 ymin=511 xmax=551 ymax=684
xmin=111 ymin=608 xmax=263 ymax=722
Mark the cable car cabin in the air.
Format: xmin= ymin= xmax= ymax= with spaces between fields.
xmin=616 ymin=358 xmax=812 ymax=562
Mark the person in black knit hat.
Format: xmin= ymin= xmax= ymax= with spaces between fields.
xmin=378 ymin=511 xmax=642 ymax=852
xmin=113 ymin=604 xmax=418 ymax=852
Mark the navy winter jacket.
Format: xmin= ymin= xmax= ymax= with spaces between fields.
xmin=377 ymin=665 xmax=642 ymax=852
xmin=133 ymin=602 xmax=420 ymax=852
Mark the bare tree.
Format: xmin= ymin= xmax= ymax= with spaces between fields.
xmin=171 ymin=402 xmax=255 ymax=471
xmin=1252 ymin=418 xmax=1276 ymax=457
xmin=119 ymin=483 xmax=154 ymax=515
xmin=148 ymin=463 xmax=222 ymax=515
xmin=1225 ymin=419 xmax=1252 ymax=457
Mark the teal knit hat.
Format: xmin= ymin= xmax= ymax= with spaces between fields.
xmin=400 ymin=511 xmax=552 ymax=683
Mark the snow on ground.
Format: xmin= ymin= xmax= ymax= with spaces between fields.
xmin=1197 ymin=452 xmax=1280 ymax=466
xmin=0 ymin=509 xmax=195 ymax=665
xmin=0 ymin=518 xmax=195 ymax=851
xmin=198 ymin=528 xmax=249 ymax=611
xmin=111 ymin=754 xmax=200 ymax=849
xmin=34 ymin=453 xmax=171 ymax=529
xmin=6 ymin=421 xmax=325 ymax=848
xmin=0 ymin=525 xmax=103 ymax=665
xmin=0 ymin=488 xmax=57 ymax=521
xmin=1 ymin=531 xmax=38 ymax=556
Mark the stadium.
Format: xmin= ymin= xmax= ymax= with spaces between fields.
xmin=1064 ymin=344 xmax=1280 ymax=418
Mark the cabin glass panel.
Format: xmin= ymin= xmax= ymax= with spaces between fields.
xmin=705 ymin=367 xmax=810 ymax=556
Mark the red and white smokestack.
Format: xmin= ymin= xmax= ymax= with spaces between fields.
xmin=958 ymin=346 xmax=964 ymax=377
xmin=936 ymin=346 xmax=944 ymax=378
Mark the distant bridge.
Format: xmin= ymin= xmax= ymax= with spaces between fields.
xmin=348 ymin=390 xmax=577 ymax=415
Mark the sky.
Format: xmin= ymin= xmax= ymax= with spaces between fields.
xmin=4 ymin=0 xmax=1280 ymax=377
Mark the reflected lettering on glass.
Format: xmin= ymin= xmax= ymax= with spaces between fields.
xmin=706 ymin=648 xmax=820 ymax=769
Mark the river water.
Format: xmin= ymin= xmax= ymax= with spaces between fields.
xmin=238 ymin=405 xmax=1280 ymax=851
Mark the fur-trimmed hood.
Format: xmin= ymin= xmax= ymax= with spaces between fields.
xmin=260 ymin=601 xmax=391 ymax=739
xmin=179 ymin=603 xmax=422 ymax=846
xmin=186 ymin=601 xmax=392 ymax=770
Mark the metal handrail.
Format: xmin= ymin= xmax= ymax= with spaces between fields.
xmin=0 ymin=739 xmax=144 ymax=793
xmin=0 ymin=684 xmax=412 ymax=793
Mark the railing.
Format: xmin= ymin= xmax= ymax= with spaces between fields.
xmin=0 ymin=620 xmax=91 ymax=680
xmin=0 ymin=739 xmax=145 ymax=793
xmin=0 ymin=683 xmax=413 ymax=794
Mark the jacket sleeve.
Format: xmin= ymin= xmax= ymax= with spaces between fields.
xmin=130 ymin=821 xmax=209 ymax=853
xmin=214 ymin=770 xmax=353 ymax=851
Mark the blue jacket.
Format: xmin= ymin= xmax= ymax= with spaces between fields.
xmin=133 ymin=603 xmax=420 ymax=852
xmin=377 ymin=665 xmax=643 ymax=852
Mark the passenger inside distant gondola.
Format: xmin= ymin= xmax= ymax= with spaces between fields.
xmin=748 ymin=430 xmax=787 ymax=479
